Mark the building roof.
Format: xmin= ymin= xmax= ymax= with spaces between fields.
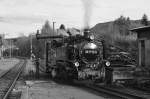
xmin=130 ymin=26 xmax=150 ymax=33
xmin=57 ymin=29 xmax=69 ymax=36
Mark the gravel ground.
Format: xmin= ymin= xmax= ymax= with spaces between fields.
xmin=0 ymin=58 xmax=19 ymax=73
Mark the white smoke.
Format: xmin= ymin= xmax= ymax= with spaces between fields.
xmin=81 ymin=0 xmax=93 ymax=29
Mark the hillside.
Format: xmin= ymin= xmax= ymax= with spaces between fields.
xmin=91 ymin=20 xmax=143 ymax=39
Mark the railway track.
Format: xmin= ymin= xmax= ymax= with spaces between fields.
xmin=0 ymin=59 xmax=27 ymax=99
xmin=128 ymin=80 xmax=150 ymax=93
xmin=133 ymin=86 xmax=150 ymax=93
xmin=71 ymin=80 xmax=146 ymax=99
xmin=83 ymin=84 xmax=146 ymax=99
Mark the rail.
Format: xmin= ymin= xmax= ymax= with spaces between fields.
xmin=0 ymin=59 xmax=27 ymax=99
xmin=84 ymin=84 xmax=145 ymax=99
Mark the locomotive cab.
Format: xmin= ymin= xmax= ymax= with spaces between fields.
xmin=67 ymin=45 xmax=79 ymax=60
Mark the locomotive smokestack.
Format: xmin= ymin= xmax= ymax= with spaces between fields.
xmin=84 ymin=28 xmax=90 ymax=37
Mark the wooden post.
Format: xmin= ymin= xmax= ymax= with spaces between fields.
xmin=46 ymin=42 xmax=49 ymax=73
xmin=141 ymin=40 xmax=145 ymax=66
xmin=36 ymin=58 xmax=39 ymax=79
xmin=101 ymin=40 xmax=106 ymax=59
xmin=138 ymin=40 xmax=141 ymax=66
xmin=105 ymin=67 xmax=113 ymax=85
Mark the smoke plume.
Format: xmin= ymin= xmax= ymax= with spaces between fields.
xmin=81 ymin=0 xmax=93 ymax=29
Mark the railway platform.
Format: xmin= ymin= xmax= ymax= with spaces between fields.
xmin=19 ymin=60 xmax=105 ymax=99
xmin=20 ymin=80 xmax=105 ymax=99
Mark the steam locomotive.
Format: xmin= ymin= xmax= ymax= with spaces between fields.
xmin=36 ymin=29 xmax=111 ymax=82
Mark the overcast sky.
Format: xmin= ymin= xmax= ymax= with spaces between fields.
xmin=0 ymin=0 xmax=150 ymax=38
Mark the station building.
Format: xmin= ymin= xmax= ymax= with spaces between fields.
xmin=131 ymin=26 xmax=150 ymax=68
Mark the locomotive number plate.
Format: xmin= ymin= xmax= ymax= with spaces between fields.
xmin=84 ymin=68 xmax=91 ymax=72
xmin=84 ymin=69 xmax=98 ymax=75
xmin=88 ymin=71 xmax=98 ymax=75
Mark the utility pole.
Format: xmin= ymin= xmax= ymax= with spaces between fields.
xmin=30 ymin=34 xmax=32 ymax=60
xmin=30 ymin=33 xmax=36 ymax=60
xmin=1 ymin=34 xmax=4 ymax=59
xmin=1 ymin=35 xmax=3 ymax=58
xmin=0 ymin=35 xmax=2 ymax=59
xmin=9 ymin=39 xmax=11 ymax=58
xmin=12 ymin=39 xmax=13 ymax=57
xmin=53 ymin=22 xmax=56 ymax=35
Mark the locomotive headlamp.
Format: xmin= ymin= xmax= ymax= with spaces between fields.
xmin=105 ymin=61 xmax=110 ymax=67
xmin=74 ymin=62 xmax=79 ymax=67
xmin=89 ymin=34 xmax=94 ymax=40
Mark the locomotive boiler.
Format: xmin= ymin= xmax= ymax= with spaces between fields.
xmin=36 ymin=29 xmax=111 ymax=82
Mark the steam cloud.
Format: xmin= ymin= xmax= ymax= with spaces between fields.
xmin=81 ymin=0 xmax=93 ymax=29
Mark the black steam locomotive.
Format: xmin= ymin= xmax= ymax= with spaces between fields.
xmin=36 ymin=29 xmax=111 ymax=82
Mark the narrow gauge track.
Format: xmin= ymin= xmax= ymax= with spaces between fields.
xmin=130 ymin=86 xmax=150 ymax=95
xmin=134 ymin=86 xmax=150 ymax=93
xmin=83 ymin=84 xmax=146 ymax=99
xmin=0 ymin=59 xmax=27 ymax=99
